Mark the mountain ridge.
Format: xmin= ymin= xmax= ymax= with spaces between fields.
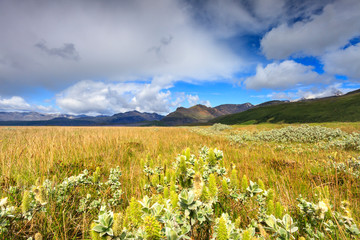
xmin=211 ymin=89 xmax=360 ymax=124
xmin=160 ymin=103 xmax=253 ymax=126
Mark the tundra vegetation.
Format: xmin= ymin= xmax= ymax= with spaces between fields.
xmin=0 ymin=124 xmax=359 ymax=239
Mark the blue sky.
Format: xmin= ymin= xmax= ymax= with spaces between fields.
xmin=0 ymin=0 xmax=359 ymax=115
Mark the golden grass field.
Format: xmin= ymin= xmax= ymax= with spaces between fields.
xmin=0 ymin=123 xmax=359 ymax=239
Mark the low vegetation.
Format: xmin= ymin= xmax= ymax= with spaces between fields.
xmin=0 ymin=124 xmax=359 ymax=239
xmin=211 ymin=90 xmax=360 ymax=124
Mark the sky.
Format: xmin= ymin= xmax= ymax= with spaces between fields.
xmin=0 ymin=0 xmax=359 ymax=115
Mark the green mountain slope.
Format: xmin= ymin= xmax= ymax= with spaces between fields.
xmin=211 ymin=90 xmax=360 ymax=124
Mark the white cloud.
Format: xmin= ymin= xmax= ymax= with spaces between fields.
xmin=0 ymin=95 xmax=56 ymax=112
xmin=266 ymin=83 xmax=355 ymax=101
xmin=0 ymin=96 xmax=31 ymax=111
xmin=186 ymin=94 xmax=211 ymax=107
xmin=323 ymin=43 xmax=360 ymax=80
xmin=261 ymin=0 xmax=360 ymax=59
xmin=244 ymin=60 xmax=325 ymax=90
xmin=56 ymin=77 xmax=187 ymax=115
xmin=0 ymin=0 xmax=243 ymax=95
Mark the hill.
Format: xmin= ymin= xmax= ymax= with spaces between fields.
xmin=161 ymin=103 xmax=253 ymax=125
xmin=211 ymin=90 xmax=360 ymax=124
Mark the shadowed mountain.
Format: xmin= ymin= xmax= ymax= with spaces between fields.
xmin=160 ymin=103 xmax=253 ymax=126
xmin=0 ymin=111 xmax=164 ymax=126
xmin=211 ymin=89 xmax=360 ymax=125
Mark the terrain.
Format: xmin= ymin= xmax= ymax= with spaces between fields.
xmin=212 ymin=89 xmax=360 ymax=125
xmin=0 ymin=110 xmax=164 ymax=126
xmin=0 ymin=123 xmax=359 ymax=239
xmin=160 ymin=103 xmax=253 ymax=125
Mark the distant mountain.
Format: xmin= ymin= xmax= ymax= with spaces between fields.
xmin=211 ymin=89 xmax=360 ymax=124
xmin=0 ymin=111 xmax=164 ymax=126
xmin=76 ymin=110 xmax=163 ymax=124
xmin=0 ymin=112 xmax=80 ymax=121
xmin=160 ymin=103 xmax=253 ymax=126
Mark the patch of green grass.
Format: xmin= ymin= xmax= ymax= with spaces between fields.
xmin=212 ymin=91 xmax=360 ymax=124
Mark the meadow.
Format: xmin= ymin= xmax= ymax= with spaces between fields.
xmin=0 ymin=124 xmax=359 ymax=239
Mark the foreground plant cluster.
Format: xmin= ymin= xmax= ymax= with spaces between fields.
xmin=1 ymin=147 xmax=359 ymax=239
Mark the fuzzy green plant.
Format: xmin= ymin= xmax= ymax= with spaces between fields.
xmin=92 ymin=167 xmax=101 ymax=183
xmin=151 ymin=174 xmax=159 ymax=187
xmin=242 ymin=229 xmax=251 ymax=240
xmin=124 ymin=197 xmax=143 ymax=229
xmin=144 ymin=215 xmax=162 ymax=240
xmin=241 ymin=175 xmax=248 ymax=192
xmin=163 ymin=186 xmax=169 ymax=199
xmin=185 ymin=148 xmax=191 ymax=161
xmin=112 ymin=213 xmax=123 ymax=237
xmin=200 ymin=186 xmax=210 ymax=202
xmin=208 ymin=148 xmax=217 ymax=167
xmin=208 ymin=173 xmax=218 ymax=198
xmin=221 ymin=179 xmax=230 ymax=195
xmin=275 ymin=201 xmax=284 ymax=218
xmin=230 ymin=168 xmax=239 ymax=189
xmin=21 ymin=190 xmax=31 ymax=214
xmin=217 ymin=216 xmax=229 ymax=240
xmin=165 ymin=170 xmax=171 ymax=184
xmin=258 ymin=179 xmax=265 ymax=190
xmin=266 ymin=200 xmax=275 ymax=215
xmin=235 ymin=217 xmax=241 ymax=228
xmin=266 ymin=189 xmax=274 ymax=204
xmin=170 ymin=191 xmax=178 ymax=209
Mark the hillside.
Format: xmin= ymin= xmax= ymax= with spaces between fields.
xmin=211 ymin=90 xmax=360 ymax=124
xmin=160 ymin=103 xmax=253 ymax=125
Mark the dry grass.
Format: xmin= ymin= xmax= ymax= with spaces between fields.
xmin=0 ymin=124 xmax=359 ymax=238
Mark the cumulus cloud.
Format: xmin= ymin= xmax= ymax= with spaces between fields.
xmin=261 ymin=0 xmax=360 ymax=59
xmin=56 ymin=77 xmax=187 ymax=115
xmin=244 ymin=60 xmax=325 ymax=90
xmin=0 ymin=96 xmax=31 ymax=111
xmin=323 ymin=43 xmax=360 ymax=80
xmin=0 ymin=0 xmax=242 ymax=95
xmin=0 ymin=95 xmax=56 ymax=112
xmin=186 ymin=94 xmax=211 ymax=107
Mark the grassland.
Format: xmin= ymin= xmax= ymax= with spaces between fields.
xmin=0 ymin=124 xmax=359 ymax=239
xmin=212 ymin=90 xmax=360 ymax=124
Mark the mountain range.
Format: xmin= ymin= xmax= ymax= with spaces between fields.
xmin=0 ymin=89 xmax=359 ymax=126
xmin=0 ymin=104 xmax=253 ymax=126
xmin=0 ymin=111 xmax=164 ymax=126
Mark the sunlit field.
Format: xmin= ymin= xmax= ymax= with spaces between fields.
xmin=1 ymin=124 xmax=359 ymax=239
